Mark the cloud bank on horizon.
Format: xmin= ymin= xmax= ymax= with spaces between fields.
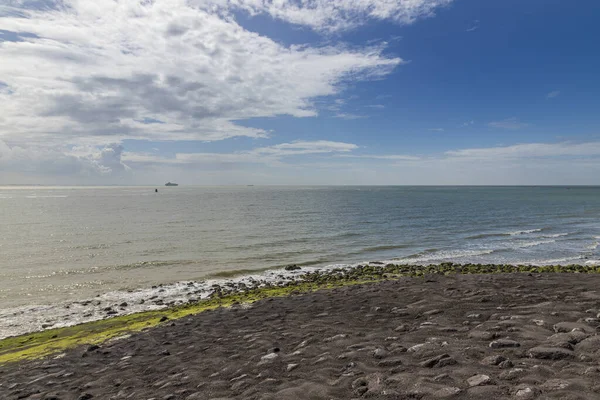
xmin=1 ymin=0 xmax=599 ymax=185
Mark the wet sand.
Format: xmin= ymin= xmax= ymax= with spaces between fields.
xmin=3 ymin=273 xmax=600 ymax=399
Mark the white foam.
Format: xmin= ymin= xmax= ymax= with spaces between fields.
xmin=397 ymin=249 xmax=495 ymax=264
xmin=542 ymin=232 xmax=570 ymax=238
xmin=508 ymin=229 xmax=542 ymax=236
xmin=587 ymin=242 xmax=599 ymax=251
xmin=514 ymin=240 xmax=556 ymax=249
xmin=530 ymin=256 xmax=584 ymax=265
xmin=0 ymin=263 xmax=355 ymax=340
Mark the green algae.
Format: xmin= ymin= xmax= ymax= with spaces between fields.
xmin=2 ymin=262 xmax=600 ymax=365
xmin=0 ymin=280 xmax=360 ymax=365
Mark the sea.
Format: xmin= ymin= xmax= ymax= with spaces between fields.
xmin=1 ymin=185 xmax=600 ymax=338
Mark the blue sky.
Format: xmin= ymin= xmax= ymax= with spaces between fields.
xmin=1 ymin=0 xmax=600 ymax=185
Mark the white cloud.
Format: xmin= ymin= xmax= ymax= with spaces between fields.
xmin=429 ymin=128 xmax=444 ymax=132
xmin=200 ymin=0 xmax=453 ymax=33
xmin=124 ymin=140 xmax=359 ymax=166
xmin=0 ymin=140 xmax=130 ymax=177
xmin=466 ymin=19 xmax=479 ymax=32
xmin=123 ymin=140 xmax=600 ymax=185
xmin=488 ymin=117 xmax=529 ymax=130
xmin=547 ymin=90 xmax=560 ymax=99
xmin=446 ymin=141 xmax=600 ymax=160
xmin=335 ymin=113 xmax=367 ymax=120
xmin=0 ymin=0 xmax=404 ymax=150
xmin=339 ymin=154 xmax=421 ymax=161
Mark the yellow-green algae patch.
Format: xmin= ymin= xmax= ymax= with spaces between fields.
xmin=0 ymin=280 xmax=367 ymax=365
xmin=2 ymin=262 xmax=600 ymax=365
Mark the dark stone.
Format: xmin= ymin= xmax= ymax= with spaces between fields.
xmin=528 ymin=347 xmax=574 ymax=360
xmin=377 ymin=358 xmax=403 ymax=367
xmin=420 ymin=354 xmax=456 ymax=368
xmin=489 ymin=339 xmax=520 ymax=349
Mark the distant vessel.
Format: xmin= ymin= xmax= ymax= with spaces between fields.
xmin=165 ymin=182 xmax=179 ymax=186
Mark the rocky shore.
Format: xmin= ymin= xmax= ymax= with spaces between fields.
xmin=3 ymin=269 xmax=600 ymax=399
xmin=4 ymin=262 xmax=600 ymax=340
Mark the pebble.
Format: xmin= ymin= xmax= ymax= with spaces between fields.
xmin=553 ymin=322 xmax=594 ymax=333
xmin=432 ymin=387 xmax=462 ymax=398
xmin=286 ymin=363 xmax=298 ymax=372
xmin=481 ymin=355 xmax=506 ymax=366
xmin=324 ymin=334 xmax=348 ymax=342
xmin=541 ymin=379 xmax=570 ymax=391
xmin=258 ymin=352 xmax=279 ymax=365
xmin=528 ymin=347 xmax=574 ymax=360
xmin=489 ymin=339 xmax=520 ymax=349
xmin=467 ymin=374 xmax=491 ymax=387
xmin=499 ymin=368 xmax=526 ymax=381
xmin=514 ymin=387 xmax=536 ymax=399
xmin=433 ymin=373 xmax=452 ymax=382
xmin=377 ymin=358 xmax=404 ymax=367
xmin=468 ymin=331 xmax=496 ymax=340
xmin=420 ymin=354 xmax=456 ymax=368
xmin=372 ymin=348 xmax=389 ymax=359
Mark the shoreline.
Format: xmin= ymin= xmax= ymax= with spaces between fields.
xmin=3 ymin=262 xmax=600 ymax=341
xmin=2 ymin=262 xmax=600 ymax=365
xmin=3 ymin=271 xmax=600 ymax=399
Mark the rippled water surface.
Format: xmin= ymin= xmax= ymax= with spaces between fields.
xmin=2 ymin=185 xmax=600 ymax=309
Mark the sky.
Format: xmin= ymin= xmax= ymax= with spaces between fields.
xmin=1 ymin=0 xmax=599 ymax=185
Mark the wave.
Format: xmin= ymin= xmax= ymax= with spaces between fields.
xmin=508 ymin=228 xmax=543 ymax=236
xmin=466 ymin=232 xmax=509 ymax=240
xmin=467 ymin=228 xmax=545 ymax=240
xmin=587 ymin=242 xmax=600 ymax=251
xmin=513 ymin=240 xmax=556 ymax=249
xmin=398 ymin=249 xmax=496 ymax=264
xmin=359 ymin=244 xmax=411 ymax=253
xmin=542 ymin=232 xmax=571 ymax=238
xmin=531 ymin=256 xmax=585 ymax=265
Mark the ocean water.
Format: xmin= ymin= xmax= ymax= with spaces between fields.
xmin=1 ymin=185 xmax=600 ymax=337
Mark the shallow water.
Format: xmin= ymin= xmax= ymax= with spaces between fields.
xmin=1 ymin=185 xmax=600 ymax=335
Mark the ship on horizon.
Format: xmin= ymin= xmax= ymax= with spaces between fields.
xmin=165 ymin=182 xmax=179 ymax=186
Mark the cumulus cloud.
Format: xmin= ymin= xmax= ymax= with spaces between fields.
xmin=0 ymin=140 xmax=130 ymax=177
xmin=0 ymin=0 xmax=406 ymax=151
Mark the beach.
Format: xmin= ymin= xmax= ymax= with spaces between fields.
xmin=3 ymin=270 xmax=600 ymax=399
